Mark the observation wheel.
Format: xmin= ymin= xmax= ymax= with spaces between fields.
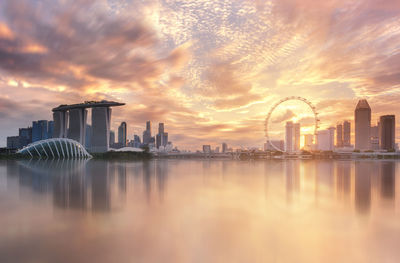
xmin=265 ymin=96 xmax=319 ymax=152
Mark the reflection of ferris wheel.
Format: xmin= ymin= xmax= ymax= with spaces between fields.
xmin=265 ymin=96 xmax=319 ymax=152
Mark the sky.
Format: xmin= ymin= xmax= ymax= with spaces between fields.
xmin=0 ymin=0 xmax=400 ymax=150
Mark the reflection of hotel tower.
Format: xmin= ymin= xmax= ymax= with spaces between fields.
xmin=285 ymin=121 xmax=300 ymax=152
xmin=354 ymin=99 xmax=371 ymax=150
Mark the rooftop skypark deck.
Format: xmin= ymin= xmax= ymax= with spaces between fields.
xmin=52 ymin=100 xmax=125 ymax=112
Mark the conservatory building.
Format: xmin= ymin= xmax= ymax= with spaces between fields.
xmin=17 ymin=138 xmax=92 ymax=159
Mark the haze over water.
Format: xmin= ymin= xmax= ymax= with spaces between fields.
xmin=0 ymin=159 xmax=399 ymax=263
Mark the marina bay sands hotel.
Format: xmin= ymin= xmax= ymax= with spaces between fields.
xmin=52 ymin=100 xmax=125 ymax=153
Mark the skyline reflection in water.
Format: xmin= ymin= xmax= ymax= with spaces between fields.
xmin=0 ymin=159 xmax=399 ymax=262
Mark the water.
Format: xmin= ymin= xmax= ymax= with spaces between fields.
xmin=0 ymin=159 xmax=399 ymax=263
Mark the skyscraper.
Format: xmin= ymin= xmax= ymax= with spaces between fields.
xmin=336 ymin=123 xmax=343 ymax=147
xmin=143 ymin=121 xmax=152 ymax=145
xmin=222 ymin=142 xmax=228 ymax=153
xmin=294 ymin=123 xmax=300 ymax=151
xmin=316 ymin=127 xmax=335 ymax=151
xmin=32 ymin=120 xmax=48 ymax=142
xmin=343 ymin=120 xmax=351 ymax=146
xmin=109 ymin=130 xmax=115 ymax=146
xmin=118 ymin=122 xmax=127 ymax=147
xmin=304 ymin=134 xmax=314 ymax=151
xmin=285 ymin=121 xmax=294 ymax=152
xmin=18 ymin=127 xmax=32 ymax=148
xmin=370 ymin=124 xmax=379 ymax=150
xmin=379 ymin=115 xmax=395 ymax=151
xmin=47 ymin=121 xmax=54 ymax=139
xmin=91 ymin=107 xmax=112 ymax=153
xmin=355 ymin=99 xmax=371 ymax=150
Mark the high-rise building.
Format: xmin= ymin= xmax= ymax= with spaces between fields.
xmin=133 ymin=135 xmax=141 ymax=148
xmin=109 ymin=130 xmax=115 ymax=146
xmin=143 ymin=121 xmax=152 ymax=145
xmin=304 ymin=134 xmax=314 ymax=151
xmin=343 ymin=120 xmax=351 ymax=147
xmin=370 ymin=125 xmax=379 ymax=150
xmin=317 ymin=127 xmax=335 ymax=151
xmin=18 ymin=127 xmax=32 ymax=148
xmin=336 ymin=123 xmax=343 ymax=147
xmin=285 ymin=121 xmax=294 ymax=152
xmin=91 ymin=107 xmax=112 ymax=153
xmin=118 ymin=122 xmax=127 ymax=147
xmin=32 ymin=120 xmax=49 ymax=142
xmin=156 ymin=123 xmax=168 ymax=149
xmin=294 ymin=123 xmax=300 ymax=151
xmin=285 ymin=121 xmax=300 ymax=152
xmin=7 ymin=136 xmax=19 ymax=149
xmin=67 ymin=108 xmax=87 ymax=146
xmin=379 ymin=115 xmax=395 ymax=151
xmin=222 ymin=142 xmax=228 ymax=153
xmin=203 ymin=145 xmax=211 ymax=153
xmin=355 ymin=99 xmax=371 ymax=150
xmin=47 ymin=121 xmax=54 ymax=139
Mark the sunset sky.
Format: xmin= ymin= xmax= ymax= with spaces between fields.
xmin=1 ymin=0 xmax=400 ymax=150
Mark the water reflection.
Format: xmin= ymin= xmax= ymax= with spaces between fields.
xmin=1 ymin=159 xmax=400 ymax=262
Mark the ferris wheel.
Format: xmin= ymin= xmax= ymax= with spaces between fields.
xmin=264 ymin=96 xmax=319 ymax=152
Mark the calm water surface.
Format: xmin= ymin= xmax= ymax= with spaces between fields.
xmin=0 ymin=159 xmax=399 ymax=263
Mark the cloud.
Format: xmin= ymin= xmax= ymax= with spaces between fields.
xmin=271 ymin=109 xmax=296 ymax=124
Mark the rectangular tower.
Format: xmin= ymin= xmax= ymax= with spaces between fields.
xmin=53 ymin=111 xmax=68 ymax=138
xmin=379 ymin=115 xmax=395 ymax=151
xmin=355 ymin=99 xmax=371 ymax=150
xmin=91 ymin=107 xmax=111 ymax=153
xmin=343 ymin=120 xmax=351 ymax=147
xmin=68 ymin=108 xmax=87 ymax=146
xmin=285 ymin=121 xmax=294 ymax=153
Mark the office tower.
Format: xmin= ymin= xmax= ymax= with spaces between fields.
xmin=355 ymin=99 xmax=371 ymax=150
xmin=316 ymin=127 xmax=335 ymax=151
xmin=379 ymin=115 xmax=395 ymax=151
xmin=118 ymin=122 xmax=127 ymax=147
xmin=222 ymin=142 xmax=228 ymax=153
xmin=7 ymin=136 xmax=20 ymax=149
xmin=156 ymin=123 xmax=167 ymax=148
xmin=343 ymin=120 xmax=351 ymax=146
xmin=304 ymin=134 xmax=314 ymax=151
xmin=32 ymin=120 xmax=48 ymax=142
xmin=47 ymin=121 xmax=54 ymax=139
xmin=110 ymin=130 xmax=115 ymax=146
xmin=143 ymin=121 xmax=152 ymax=145
xmin=203 ymin=145 xmax=211 ymax=153
xmin=91 ymin=107 xmax=112 ymax=153
xmin=285 ymin=121 xmax=294 ymax=152
xmin=18 ymin=127 xmax=32 ymax=148
xmin=370 ymin=124 xmax=379 ymax=150
xmin=133 ymin=135 xmax=141 ymax=148
xmin=85 ymin=124 xmax=92 ymax=149
xmin=285 ymin=121 xmax=300 ymax=152
xmin=264 ymin=140 xmax=285 ymax=151
xmin=214 ymin=147 xmax=220 ymax=153
xmin=336 ymin=123 xmax=343 ymax=147
xmin=67 ymin=108 xmax=87 ymax=145
xmin=294 ymin=123 xmax=300 ymax=151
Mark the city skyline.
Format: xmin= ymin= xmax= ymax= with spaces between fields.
xmin=1 ymin=0 xmax=400 ymax=150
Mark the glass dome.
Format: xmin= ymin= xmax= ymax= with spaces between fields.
xmin=18 ymin=138 xmax=92 ymax=159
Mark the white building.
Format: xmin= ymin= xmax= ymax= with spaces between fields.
xmin=285 ymin=121 xmax=300 ymax=153
xmin=304 ymin=134 xmax=314 ymax=151
xmin=317 ymin=127 xmax=335 ymax=151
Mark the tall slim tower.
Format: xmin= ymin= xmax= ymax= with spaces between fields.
xmin=343 ymin=120 xmax=351 ymax=147
xmin=355 ymin=99 xmax=371 ymax=150
xmin=379 ymin=115 xmax=395 ymax=151
xmin=294 ymin=123 xmax=300 ymax=151
xmin=118 ymin=122 xmax=127 ymax=147
xmin=91 ymin=107 xmax=112 ymax=153
xmin=67 ymin=108 xmax=87 ymax=146
xmin=336 ymin=123 xmax=343 ymax=147
xmin=285 ymin=121 xmax=294 ymax=153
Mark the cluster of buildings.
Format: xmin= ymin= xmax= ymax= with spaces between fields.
xmin=202 ymin=142 xmax=231 ymax=153
xmin=265 ymin=99 xmax=397 ymax=153
xmin=6 ymin=120 xmax=54 ymax=149
xmin=110 ymin=121 xmax=173 ymax=151
xmin=5 ymin=101 xmax=174 ymax=153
